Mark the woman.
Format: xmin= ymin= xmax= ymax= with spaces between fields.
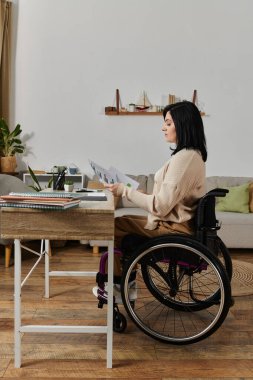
xmin=105 ymin=100 xmax=207 ymax=248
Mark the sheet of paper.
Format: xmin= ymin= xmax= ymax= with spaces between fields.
xmin=89 ymin=159 xmax=139 ymax=189
xmin=89 ymin=159 xmax=115 ymax=184
xmin=109 ymin=167 xmax=139 ymax=190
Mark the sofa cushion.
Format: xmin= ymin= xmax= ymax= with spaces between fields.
xmin=216 ymin=210 xmax=253 ymax=248
xmin=216 ymin=183 xmax=250 ymax=213
xmin=206 ymin=176 xmax=253 ymax=192
xmin=118 ymin=174 xmax=148 ymax=208
xmin=249 ymin=182 xmax=253 ymax=212
xmin=216 ymin=210 xmax=252 ymax=225
xmin=128 ymin=174 xmax=147 ymax=192
xmin=147 ymin=174 xmax=155 ymax=194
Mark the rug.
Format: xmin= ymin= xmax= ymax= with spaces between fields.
xmin=231 ymin=259 xmax=253 ymax=296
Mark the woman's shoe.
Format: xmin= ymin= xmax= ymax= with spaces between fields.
xmin=92 ymin=282 xmax=137 ymax=304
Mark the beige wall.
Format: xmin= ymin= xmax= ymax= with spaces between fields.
xmin=12 ymin=0 xmax=253 ymax=177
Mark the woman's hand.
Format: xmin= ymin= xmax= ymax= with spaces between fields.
xmin=104 ymin=183 xmax=122 ymax=196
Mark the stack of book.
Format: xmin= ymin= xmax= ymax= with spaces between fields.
xmin=0 ymin=192 xmax=81 ymax=210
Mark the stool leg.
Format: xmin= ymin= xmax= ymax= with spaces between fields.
xmin=93 ymin=245 xmax=99 ymax=254
xmin=5 ymin=245 xmax=12 ymax=268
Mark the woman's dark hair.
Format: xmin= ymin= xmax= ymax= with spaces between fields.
xmin=162 ymin=101 xmax=207 ymax=162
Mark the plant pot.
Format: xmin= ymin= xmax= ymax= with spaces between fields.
xmin=0 ymin=156 xmax=17 ymax=173
xmin=64 ymin=184 xmax=74 ymax=192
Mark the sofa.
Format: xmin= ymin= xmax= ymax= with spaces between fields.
xmin=113 ymin=175 xmax=253 ymax=249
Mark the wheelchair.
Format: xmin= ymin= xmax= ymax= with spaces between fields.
xmin=96 ymin=188 xmax=233 ymax=345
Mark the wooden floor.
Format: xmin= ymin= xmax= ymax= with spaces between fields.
xmin=0 ymin=241 xmax=253 ymax=379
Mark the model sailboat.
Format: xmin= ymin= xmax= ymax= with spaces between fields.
xmin=135 ymin=91 xmax=152 ymax=111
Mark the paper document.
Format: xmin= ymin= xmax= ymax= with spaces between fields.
xmin=89 ymin=160 xmax=139 ymax=190
xmin=85 ymin=192 xmax=106 ymax=197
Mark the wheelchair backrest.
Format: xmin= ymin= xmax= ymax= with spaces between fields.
xmin=195 ymin=188 xmax=229 ymax=241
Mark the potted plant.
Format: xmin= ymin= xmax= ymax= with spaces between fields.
xmin=64 ymin=180 xmax=74 ymax=192
xmin=0 ymin=118 xmax=25 ymax=173
xmin=27 ymin=166 xmax=54 ymax=192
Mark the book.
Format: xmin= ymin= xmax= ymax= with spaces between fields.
xmin=0 ymin=201 xmax=80 ymax=210
xmin=9 ymin=192 xmax=75 ymax=198
xmin=0 ymin=198 xmax=80 ymax=207
xmin=77 ymin=194 xmax=107 ymax=201
xmin=89 ymin=159 xmax=139 ymax=189
xmin=0 ymin=189 xmax=108 ymax=209
xmin=1 ymin=190 xmax=108 ymax=209
xmin=0 ymin=192 xmax=81 ymax=210
xmin=1 ymin=195 xmax=78 ymax=203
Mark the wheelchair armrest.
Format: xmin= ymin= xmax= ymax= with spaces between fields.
xmin=197 ymin=188 xmax=229 ymax=211
xmin=206 ymin=188 xmax=229 ymax=198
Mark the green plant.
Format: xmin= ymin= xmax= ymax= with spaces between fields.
xmin=64 ymin=180 xmax=74 ymax=185
xmin=0 ymin=118 xmax=25 ymax=157
xmin=28 ymin=166 xmax=53 ymax=192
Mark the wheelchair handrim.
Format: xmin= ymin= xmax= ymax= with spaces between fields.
xmin=123 ymin=242 xmax=227 ymax=343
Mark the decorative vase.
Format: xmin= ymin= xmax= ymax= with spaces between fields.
xmin=64 ymin=184 xmax=74 ymax=192
xmin=128 ymin=104 xmax=135 ymax=112
xmin=53 ymin=170 xmax=66 ymax=190
xmin=0 ymin=156 xmax=17 ymax=173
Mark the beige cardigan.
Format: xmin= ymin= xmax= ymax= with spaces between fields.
xmin=117 ymin=149 xmax=206 ymax=230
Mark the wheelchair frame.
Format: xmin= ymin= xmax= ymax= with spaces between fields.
xmin=96 ymin=188 xmax=233 ymax=344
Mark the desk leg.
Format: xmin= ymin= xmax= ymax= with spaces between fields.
xmin=44 ymin=240 xmax=50 ymax=298
xmin=106 ymin=240 xmax=114 ymax=368
xmin=14 ymin=239 xmax=21 ymax=368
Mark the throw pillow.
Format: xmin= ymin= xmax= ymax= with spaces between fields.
xmin=216 ymin=182 xmax=250 ymax=213
xmin=249 ymin=182 xmax=253 ymax=212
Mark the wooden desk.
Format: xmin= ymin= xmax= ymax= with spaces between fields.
xmin=0 ymin=195 xmax=115 ymax=368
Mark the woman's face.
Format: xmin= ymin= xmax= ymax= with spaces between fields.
xmin=162 ymin=112 xmax=177 ymax=143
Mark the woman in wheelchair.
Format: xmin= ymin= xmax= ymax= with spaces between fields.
xmin=93 ymin=101 xmax=233 ymax=343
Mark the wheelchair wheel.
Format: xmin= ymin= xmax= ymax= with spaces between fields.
xmin=121 ymin=235 xmax=231 ymax=344
xmin=212 ymin=236 xmax=233 ymax=281
xmin=206 ymin=233 xmax=233 ymax=281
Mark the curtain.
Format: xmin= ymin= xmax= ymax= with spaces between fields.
xmin=0 ymin=0 xmax=11 ymax=122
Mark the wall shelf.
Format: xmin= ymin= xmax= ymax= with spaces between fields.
xmin=105 ymin=111 xmax=206 ymax=116
xmin=105 ymin=89 xmax=206 ymax=117
xmin=105 ymin=111 xmax=162 ymax=116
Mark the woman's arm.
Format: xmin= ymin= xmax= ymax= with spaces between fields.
xmin=105 ymin=150 xmax=204 ymax=218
